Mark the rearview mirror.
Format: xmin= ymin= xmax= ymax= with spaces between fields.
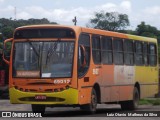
xmin=3 ymin=38 xmax=13 ymax=65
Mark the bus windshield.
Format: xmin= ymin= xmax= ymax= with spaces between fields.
xmin=13 ymin=41 xmax=74 ymax=78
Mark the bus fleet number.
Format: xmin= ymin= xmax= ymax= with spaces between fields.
xmin=53 ymin=79 xmax=71 ymax=84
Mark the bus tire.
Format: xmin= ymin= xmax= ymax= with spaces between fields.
xmin=80 ymin=88 xmax=97 ymax=114
xmin=121 ymin=87 xmax=139 ymax=110
xmin=31 ymin=104 xmax=46 ymax=115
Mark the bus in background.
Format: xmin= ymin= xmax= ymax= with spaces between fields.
xmin=0 ymin=33 xmax=4 ymax=87
xmin=0 ymin=33 xmax=8 ymax=98
xmin=3 ymin=25 xmax=159 ymax=114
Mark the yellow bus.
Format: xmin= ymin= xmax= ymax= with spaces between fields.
xmin=3 ymin=25 xmax=159 ymax=114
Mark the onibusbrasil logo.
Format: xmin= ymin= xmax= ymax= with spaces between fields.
xmin=1 ymin=112 xmax=42 ymax=118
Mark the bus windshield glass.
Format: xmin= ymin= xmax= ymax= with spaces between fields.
xmin=13 ymin=41 xmax=74 ymax=78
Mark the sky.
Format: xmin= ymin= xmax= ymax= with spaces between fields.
xmin=0 ymin=0 xmax=160 ymax=29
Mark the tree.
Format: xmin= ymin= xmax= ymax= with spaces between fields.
xmin=88 ymin=11 xmax=130 ymax=31
xmin=136 ymin=22 xmax=160 ymax=38
xmin=135 ymin=22 xmax=160 ymax=63
xmin=1 ymin=26 xmax=14 ymax=39
xmin=0 ymin=18 xmax=57 ymax=39
xmin=135 ymin=21 xmax=160 ymax=43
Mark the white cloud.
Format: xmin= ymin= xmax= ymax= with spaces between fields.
xmin=1 ymin=0 xmax=160 ymax=29
xmin=0 ymin=5 xmax=14 ymax=12
xmin=141 ymin=6 xmax=160 ymax=28
xmin=97 ymin=3 xmax=117 ymax=12
xmin=143 ymin=6 xmax=160 ymax=15
xmin=120 ymin=0 xmax=132 ymax=13
xmin=128 ymin=6 xmax=160 ymax=29
xmin=16 ymin=6 xmax=93 ymax=25
xmin=0 ymin=5 xmax=15 ymax=19
xmin=95 ymin=1 xmax=131 ymax=14
xmin=17 ymin=11 xmax=32 ymax=19
xmin=0 ymin=0 xmax=4 ymax=3
xmin=1 ymin=0 xmax=131 ymax=26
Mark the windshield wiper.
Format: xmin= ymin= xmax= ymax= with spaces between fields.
xmin=26 ymin=39 xmax=40 ymax=58
xmin=46 ymin=39 xmax=61 ymax=65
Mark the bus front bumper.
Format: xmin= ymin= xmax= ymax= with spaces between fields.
xmin=9 ymin=87 xmax=78 ymax=105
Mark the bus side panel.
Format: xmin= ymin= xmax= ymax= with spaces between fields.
xmin=78 ymin=86 xmax=92 ymax=105
xmin=78 ymin=62 xmax=95 ymax=105
xmin=136 ymin=66 xmax=149 ymax=98
xmin=101 ymin=65 xmax=114 ymax=102
xmin=147 ymin=66 xmax=159 ymax=97
xmin=114 ymin=66 xmax=135 ymax=101
xmin=119 ymin=86 xmax=134 ymax=101
xmin=135 ymin=66 xmax=158 ymax=98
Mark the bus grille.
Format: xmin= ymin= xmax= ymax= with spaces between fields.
xmin=14 ymin=85 xmax=69 ymax=93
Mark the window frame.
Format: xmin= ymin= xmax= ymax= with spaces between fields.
xmin=149 ymin=43 xmax=157 ymax=66
xmin=78 ymin=33 xmax=91 ymax=78
xmin=135 ymin=41 xmax=143 ymax=66
xmin=143 ymin=42 xmax=149 ymax=66
xmin=101 ymin=36 xmax=113 ymax=65
xmin=113 ymin=38 xmax=124 ymax=65
xmin=92 ymin=35 xmax=101 ymax=65
xmin=124 ymin=39 xmax=134 ymax=66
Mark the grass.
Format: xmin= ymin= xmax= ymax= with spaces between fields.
xmin=139 ymin=98 xmax=160 ymax=105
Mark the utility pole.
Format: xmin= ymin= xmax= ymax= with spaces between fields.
xmin=72 ymin=16 xmax=77 ymax=26
xmin=14 ymin=7 xmax=17 ymax=20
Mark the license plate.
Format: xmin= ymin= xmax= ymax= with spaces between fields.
xmin=35 ymin=95 xmax=46 ymax=100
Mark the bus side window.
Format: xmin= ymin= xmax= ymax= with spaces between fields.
xmin=143 ymin=42 xmax=149 ymax=66
xmin=78 ymin=34 xmax=90 ymax=77
xmin=113 ymin=38 xmax=124 ymax=65
xmin=124 ymin=40 xmax=134 ymax=65
xmin=92 ymin=35 xmax=101 ymax=64
xmin=101 ymin=36 xmax=113 ymax=64
xmin=135 ymin=41 xmax=143 ymax=66
xmin=149 ymin=43 xmax=157 ymax=66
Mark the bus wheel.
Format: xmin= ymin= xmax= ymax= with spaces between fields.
xmin=131 ymin=87 xmax=140 ymax=109
xmin=80 ymin=88 xmax=97 ymax=114
xmin=31 ymin=104 xmax=46 ymax=115
xmin=120 ymin=87 xmax=139 ymax=110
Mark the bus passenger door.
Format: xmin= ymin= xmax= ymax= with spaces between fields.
xmin=77 ymin=34 xmax=92 ymax=104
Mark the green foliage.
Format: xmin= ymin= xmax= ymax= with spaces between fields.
xmin=0 ymin=42 xmax=3 ymax=51
xmin=88 ymin=11 xmax=130 ymax=31
xmin=2 ymin=26 xmax=14 ymax=39
xmin=139 ymin=99 xmax=151 ymax=105
xmin=0 ymin=18 xmax=57 ymax=39
xmin=135 ymin=22 xmax=160 ymax=39
xmin=134 ymin=22 xmax=160 ymax=62
xmin=139 ymin=98 xmax=160 ymax=105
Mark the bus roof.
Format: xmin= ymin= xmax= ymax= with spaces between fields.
xmin=81 ymin=26 xmax=157 ymax=43
xmin=15 ymin=24 xmax=157 ymax=43
xmin=15 ymin=24 xmax=81 ymax=31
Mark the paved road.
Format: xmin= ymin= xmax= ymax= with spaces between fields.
xmin=0 ymin=99 xmax=160 ymax=119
